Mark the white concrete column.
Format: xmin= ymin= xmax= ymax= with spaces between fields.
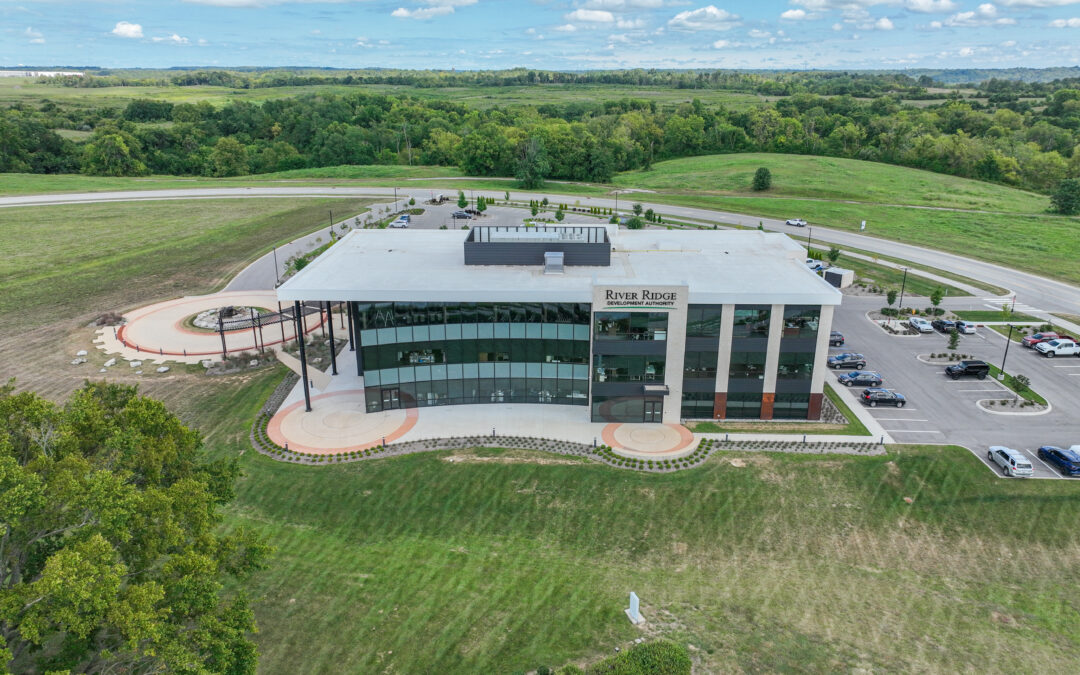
xmin=714 ymin=304 xmax=736 ymax=394
xmin=809 ymin=304 xmax=835 ymax=394
xmin=662 ymin=293 xmax=689 ymax=424
xmin=761 ymin=304 xmax=785 ymax=394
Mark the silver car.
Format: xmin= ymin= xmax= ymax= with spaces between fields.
xmin=987 ymin=446 xmax=1033 ymax=477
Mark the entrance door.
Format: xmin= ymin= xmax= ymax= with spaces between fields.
xmin=381 ymin=388 xmax=400 ymax=410
xmin=644 ymin=400 xmax=663 ymax=423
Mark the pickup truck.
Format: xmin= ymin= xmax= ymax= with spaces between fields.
xmin=1021 ymin=332 xmax=1075 ymax=348
xmin=1035 ymin=339 xmax=1080 ymax=357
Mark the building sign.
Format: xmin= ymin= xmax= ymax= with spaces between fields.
xmin=594 ymin=285 xmax=687 ymax=311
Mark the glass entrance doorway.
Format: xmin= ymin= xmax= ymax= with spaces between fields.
xmin=381 ymin=388 xmax=400 ymax=410
xmin=644 ymin=400 xmax=663 ymax=423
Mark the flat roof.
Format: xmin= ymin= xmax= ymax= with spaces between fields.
xmin=277 ymin=226 xmax=842 ymax=306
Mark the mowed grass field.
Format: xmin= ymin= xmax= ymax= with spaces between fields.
xmin=180 ymin=369 xmax=1080 ymax=674
xmin=0 ymin=77 xmax=770 ymax=111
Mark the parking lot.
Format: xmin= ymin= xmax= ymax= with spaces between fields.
xmin=832 ymin=296 xmax=1080 ymax=479
xmin=392 ymin=197 xmax=591 ymax=231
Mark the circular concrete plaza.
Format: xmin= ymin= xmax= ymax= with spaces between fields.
xmin=117 ymin=290 xmax=323 ymax=357
xmin=603 ymin=423 xmax=697 ymax=458
xmin=267 ymin=391 xmax=419 ymax=454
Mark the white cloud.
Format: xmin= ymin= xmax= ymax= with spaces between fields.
xmin=24 ymin=27 xmax=44 ymax=44
xmin=616 ymin=17 xmax=646 ymax=28
xmin=1001 ymin=39 xmax=1017 ymax=45
xmin=566 ymin=8 xmax=615 ymax=22
xmin=392 ymin=0 xmax=476 ymax=20
xmin=1049 ymin=17 xmax=1080 ymax=26
xmin=929 ymin=19 xmax=943 ymax=27
xmin=958 ymin=45 xmax=975 ymax=56
xmin=525 ymin=27 xmax=536 ymax=34
xmin=555 ymin=23 xmax=578 ymax=32
xmin=584 ymin=0 xmax=668 ymax=8
xmin=111 ymin=21 xmax=143 ymax=39
xmin=944 ymin=3 xmax=1015 ymax=26
xmin=999 ymin=0 xmax=1080 ymax=6
xmin=712 ymin=38 xmax=733 ymax=47
xmin=780 ymin=9 xmax=811 ymax=20
xmin=793 ymin=0 xmax=957 ymax=13
xmin=832 ymin=21 xmax=843 ymax=29
xmin=748 ymin=28 xmax=771 ymax=38
xmin=875 ymin=16 xmax=894 ymax=29
xmin=667 ymin=5 xmax=741 ymax=31
xmin=151 ymin=33 xmax=191 ymax=44
xmin=355 ymin=36 xmax=373 ymax=47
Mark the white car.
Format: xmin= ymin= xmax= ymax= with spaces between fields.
xmin=955 ymin=320 xmax=977 ymax=335
xmin=987 ymin=446 xmax=1033 ymax=477
xmin=389 ymin=218 xmax=409 ymax=229
xmin=908 ymin=317 xmax=933 ymax=333
xmin=1035 ymin=339 xmax=1080 ymax=357
xmin=786 ymin=218 xmax=808 ymax=227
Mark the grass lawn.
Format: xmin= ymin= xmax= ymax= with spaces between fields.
xmin=0 ymin=197 xmax=373 ymax=333
xmin=688 ymin=384 xmax=871 ymax=436
xmin=613 ymin=153 xmax=1050 ymax=213
xmin=952 ymin=310 xmax=1042 ymax=323
xmin=187 ymin=371 xmax=1080 ymax=674
xmin=1052 ymin=312 xmax=1080 ymax=326
xmin=819 ymin=249 xmax=968 ymax=298
xmin=986 ymin=363 xmax=1048 ymax=405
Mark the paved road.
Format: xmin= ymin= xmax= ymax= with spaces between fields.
xmin=5 ymin=185 xmax=1079 ymax=317
xmin=833 ymin=296 xmax=1079 ymax=479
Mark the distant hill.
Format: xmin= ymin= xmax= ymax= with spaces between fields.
xmin=901 ymin=67 xmax=1080 ymax=84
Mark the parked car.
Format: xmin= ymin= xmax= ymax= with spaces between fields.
xmin=945 ymin=360 xmax=990 ymax=380
xmin=1035 ymin=339 xmax=1080 ymax=357
xmin=465 ymin=208 xmax=482 ymax=216
xmin=908 ymin=317 xmax=933 ymax=333
xmin=451 ymin=211 xmax=471 ymax=219
xmin=389 ymin=218 xmax=409 ymax=229
xmin=932 ymin=319 xmax=956 ymax=333
xmin=955 ymin=320 xmax=977 ymax=335
xmin=861 ymin=388 xmax=906 ymax=408
xmin=837 ymin=370 xmax=883 ymax=387
xmin=987 ymin=446 xmax=1033 ymax=477
xmin=786 ymin=218 xmax=808 ymax=227
xmin=829 ymin=331 xmax=845 ymax=347
xmin=828 ymin=353 xmax=867 ymax=369
xmin=399 ymin=214 xmax=411 ymax=223
xmin=1021 ymin=332 xmax=1073 ymax=348
xmin=805 ymin=259 xmax=827 ymax=271
xmin=1037 ymin=446 xmax=1080 ymax=476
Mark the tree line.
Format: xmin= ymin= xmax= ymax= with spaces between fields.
xmin=3 ymin=77 xmax=1080 ymax=193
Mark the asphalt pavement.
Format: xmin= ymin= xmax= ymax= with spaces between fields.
xmin=833 ymin=295 xmax=1080 ymax=479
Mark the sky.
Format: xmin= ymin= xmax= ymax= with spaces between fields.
xmin=4 ymin=0 xmax=1080 ymax=71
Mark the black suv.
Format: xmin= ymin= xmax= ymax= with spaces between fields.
xmin=945 ymin=360 xmax=990 ymax=380
xmin=932 ymin=319 xmax=956 ymax=333
xmin=451 ymin=210 xmax=471 ymax=219
xmin=862 ymin=388 xmax=906 ymax=408
xmin=829 ymin=331 xmax=845 ymax=347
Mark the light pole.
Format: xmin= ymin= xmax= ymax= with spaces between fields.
xmin=394 ymin=187 xmax=398 ymax=210
xmin=272 ymin=245 xmax=279 ymax=285
xmin=897 ymin=267 xmax=909 ymax=313
xmin=1000 ymin=324 xmax=1014 ymax=382
xmin=806 ymin=225 xmax=812 ymax=251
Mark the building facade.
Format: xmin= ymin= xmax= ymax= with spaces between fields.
xmin=277 ymin=224 xmax=841 ymax=424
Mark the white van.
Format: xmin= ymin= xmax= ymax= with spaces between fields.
xmin=908 ymin=317 xmax=933 ymax=333
xmin=988 ymin=446 xmax=1034 ymax=477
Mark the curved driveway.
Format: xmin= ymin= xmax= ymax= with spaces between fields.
xmin=4 ymin=186 xmax=1079 ymax=315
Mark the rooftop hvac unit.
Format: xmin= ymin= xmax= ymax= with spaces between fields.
xmin=544 ymin=251 xmax=564 ymax=274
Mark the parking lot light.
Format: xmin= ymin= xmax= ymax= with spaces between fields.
xmin=898 ymin=267 xmax=909 ymax=312
xmin=999 ymin=324 xmax=1014 ymax=381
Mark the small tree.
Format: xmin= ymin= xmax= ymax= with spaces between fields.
xmin=542 ymin=197 xmax=549 ymax=206
xmin=609 ymin=214 xmax=619 ymax=224
xmin=644 ymin=208 xmax=655 ymax=221
xmin=1050 ymin=178 xmax=1080 ymax=215
xmin=477 ymin=195 xmax=487 ymax=213
xmin=555 ymin=208 xmax=565 ymax=222
xmin=752 ymin=167 xmax=772 ymax=191
xmin=886 ymin=289 xmax=898 ymax=307
xmin=930 ymin=286 xmax=944 ymax=310
xmin=948 ymin=328 xmax=960 ymax=350
xmin=457 ymin=190 xmax=467 ymax=209
xmin=826 ymin=247 xmax=841 ymax=264
xmin=408 ymin=196 xmax=416 ymax=206
xmin=633 ymin=203 xmax=643 ymax=216
xmin=504 ymin=190 xmax=510 ymax=200
xmin=626 ymin=216 xmax=645 ymax=230
xmin=531 ymin=204 xmax=539 ymax=217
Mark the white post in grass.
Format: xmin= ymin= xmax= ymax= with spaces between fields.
xmin=625 ymin=592 xmax=643 ymax=624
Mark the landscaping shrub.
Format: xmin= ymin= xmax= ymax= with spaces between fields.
xmin=584 ymin=640 xmax=691 ymax=675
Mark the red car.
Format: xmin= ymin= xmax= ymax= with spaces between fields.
xmin=1022 ymin=332 xmax=1074 ymax=348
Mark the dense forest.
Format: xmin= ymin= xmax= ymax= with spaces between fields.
xmin=2 ymin=69 xmax=1080 ymax=191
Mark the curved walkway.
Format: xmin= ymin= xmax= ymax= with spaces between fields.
xmin=268 ymin=390 xmax=419 ymax=453
xmin=95 ymin=290 xmax=323 ymax=363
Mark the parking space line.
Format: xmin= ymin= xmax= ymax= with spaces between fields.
xmin=1052 ymin=364 xmax=1080 ymax=368
xmin=883 ymin=429 xmax=943 ymax=434
xmin=874 ymin=418 xmax=928 ymax=421
xmin=958 ymin=388 xmax=1006 ymax=392
xmin=1028 ymin=453 xmax=1066 ymax=479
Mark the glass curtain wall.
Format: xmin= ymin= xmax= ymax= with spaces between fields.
xmin=726 ymin=305 xmax=771 ymax=418
xmin=774 ymin=305 xmax=820 ymax=419
xmin=591 ymin=311 xmax=668 ymax=422
xmin=681 ymin=305 xmax=723 ymax=419
xmin=355 ymin=302 xmax=591 ymax=412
